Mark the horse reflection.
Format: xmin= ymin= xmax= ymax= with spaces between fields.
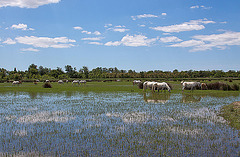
xmin=143 ymin=93 xmax=171 ymax=104
xmin=181 ymin=94 xmax=202 ymax=103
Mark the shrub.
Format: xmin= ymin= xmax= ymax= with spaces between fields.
xmin=232 ymin=84 xmax=239 ymax=91
xmin=43 ymin=82 xmax=52 ymax=88
xmin=207 ymin=82 xmax=227 ymax=90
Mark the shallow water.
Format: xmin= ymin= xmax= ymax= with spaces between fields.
xmin=0 ymin=92 xmax=239 ymax=156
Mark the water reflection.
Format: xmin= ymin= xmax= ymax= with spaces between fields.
xmin=143 ymin=93 xmax=171 ymax=104
xmin=181 ymin=94 xmax=203 ymax=103
xmin=0 ymin=91 xmax=239 ymax=156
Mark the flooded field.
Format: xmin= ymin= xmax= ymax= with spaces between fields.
xmin=0 ymin=91 xmax=239 ymax=156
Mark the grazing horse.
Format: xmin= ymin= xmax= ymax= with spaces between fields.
xmin=58 ymin=80 xmax=64 ymax=84
xmin=181 ymin=81 xmax=201 ymax=92
xmin=133 ymin=80 xmax=141 ymax=86
xmin=72 ymin=80 xmax=80 ymax=85
xmin=80 ymin=80 xmax=86 ymax=85
xmin=12 ymin=81 xmax=22 ymax=86
xmin=143 ymin=81 xmax=156 ymax=91
xmin=152 ymin=82 xmax=171 ymax=93
xmin=201 ymin=83 xmax=208 ymax=90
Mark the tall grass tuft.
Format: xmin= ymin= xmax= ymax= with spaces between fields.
xmin=138 ymin=82 xmax=143 ymax=89
xmin=232 ymin=84 xmax=239 ymax=91
xmin=43 ymin=82 xmax=52 ymax=88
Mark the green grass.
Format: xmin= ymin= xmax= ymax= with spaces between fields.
xmin=220 ymin=101 xmax=240 ymax=130
xmin=0 ymin=81 xmax=239 ymax=96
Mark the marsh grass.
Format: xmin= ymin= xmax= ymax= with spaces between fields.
xmin=220 ymin=101 xmax=240 ymax=129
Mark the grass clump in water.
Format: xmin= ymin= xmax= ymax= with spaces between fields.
xmin=43 ymin=83 xmax=52 ymax=88
xmin=220 ymin=101 xmax=240 ymax=130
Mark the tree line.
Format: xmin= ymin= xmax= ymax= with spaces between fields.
xmin=0 ymin=64 xmax=239 ymax=82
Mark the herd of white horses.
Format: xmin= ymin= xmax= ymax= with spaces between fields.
xmin=12 ymin=80 xmax=87 ymax=86
xmin=12 ymin=79 xmax=207 ymax=92
xmin=133 ymin=80 xmax=207 ymax=92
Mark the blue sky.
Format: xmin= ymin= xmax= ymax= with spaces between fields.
xmin=0 ymin=0 xmax=239 ymax=72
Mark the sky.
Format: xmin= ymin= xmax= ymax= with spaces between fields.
xmin=0 ymin=0 xmax=240 ymax=72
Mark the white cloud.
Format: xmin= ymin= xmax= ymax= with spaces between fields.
xmin=160 ymin=36 xmax=182 ymax=43
xmin=190 ymin=5 xmax=212 ymax=9
xmin=105 ymin=34 xmax=157 ymax=47
xmin=81 ymin=30 xmax=101 ymax=35
xmin=73 ymin=26 xmax=83 ymax=30
xmin=107 ymin=25 xmax=129 ymax=33
xmin=3 ymin=38 xmax=16 ymax=44
xmin=104 ymin=24 xmax=113 ymax=28
xmin=190 ymin=5 xmax=199 ymax=9
xmin=81 ymin=37 xmax=103 ymax=41
xmin=105 ymin=41 xmax=121 ymax=46
xmin=112 ymin=28 xmax=129 ymax=32
xmin=170 ymin=40 xmax=205 ymax=48
xmin=93 ymin=31 xmax=101 ymax=35
xmin=169 ymin=32 xmax=240 ymax=52
xmin=88 ymin=42 xmax=103 ymax=45
xmin=131 ymin=14 xmax=158 ymax=20
xmin=21 ymin=48 xmax=39 ymax=52
xmin=150 ymin=18 xmax=215 ymax=33
xmin=15 ymin=36 xmax=76 ymax=48
xmin=0 ymin=0 xmax=61 ymax=8
xmin=11 ymin=23 xmax=34 ymax=31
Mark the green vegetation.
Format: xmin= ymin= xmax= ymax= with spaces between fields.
xmin=220 ymin=101 xmax=240 ymax=130
xmin=0 ymin=64 xmax=239 ymax=82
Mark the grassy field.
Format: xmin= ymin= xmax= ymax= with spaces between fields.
xmin=0 ymin=80 xmax=239 ymax=94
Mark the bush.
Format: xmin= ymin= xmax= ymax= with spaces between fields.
xmin=42 ymin=82 xmax=52 ymax=88
xmin=232 ymin=84 xmax=239 ymax=91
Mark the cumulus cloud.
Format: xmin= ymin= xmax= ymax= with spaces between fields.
xmin=0 ymin=0 xmax=61 ymax=8
xmin=73 ymin=26 xmax=83 ymax=30
xmin=169 ymin=31 xmax=240 ymax=52
xmin=81 ymin=30 xmax=101 ymax=35
xmin=3 ymin=38 xmax=16 ymax=44
xmin=11 ymin=23 xmax=34 ymax=31
xmin=160 ymin=36 xmax=182 ymax=43
xmin=105 ymin=34 xmax=157 ymax=47
xmin=105 ymin=41 xmax=121 ymax=46
xmin=151 ymin=18 xmax=215 ymax=33
xmin=108 ymin=25 xmax=129 ymax=33
xmin=131 ymin=14 xmax=158 ymax=20
xmin=14 ymin=36 xmax=76 ymax=48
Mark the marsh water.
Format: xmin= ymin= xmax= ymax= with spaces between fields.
xmin=0 ymin=91 xmax=239 ymax=156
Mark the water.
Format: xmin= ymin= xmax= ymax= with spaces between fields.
xmin=0 ymin=92 xmax=239 ymax=156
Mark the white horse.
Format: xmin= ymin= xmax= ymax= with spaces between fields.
xmin=143 ymin=81 xmax=156 ymax=91
xmin=80 ymin=80 xmax=86 ymax=85
xmin=152 ymin=82 xmax=171 ymax=93
xmin=58 ymin=80 xmax=64 ymax=84
xmin=181 ymin=81 xmax=201 ymax=92
xmin=45 ymin=80 xmax=50 ymax=83
xmin=72 ymin=80 xmax=80 ymax=85
xmin=66 ymin=80 xmax=69 ymax=83
xmin=133 ymin=80 xmax=141 ymax=86
xmin=12 ymin=81 xmax=22 ymax=86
